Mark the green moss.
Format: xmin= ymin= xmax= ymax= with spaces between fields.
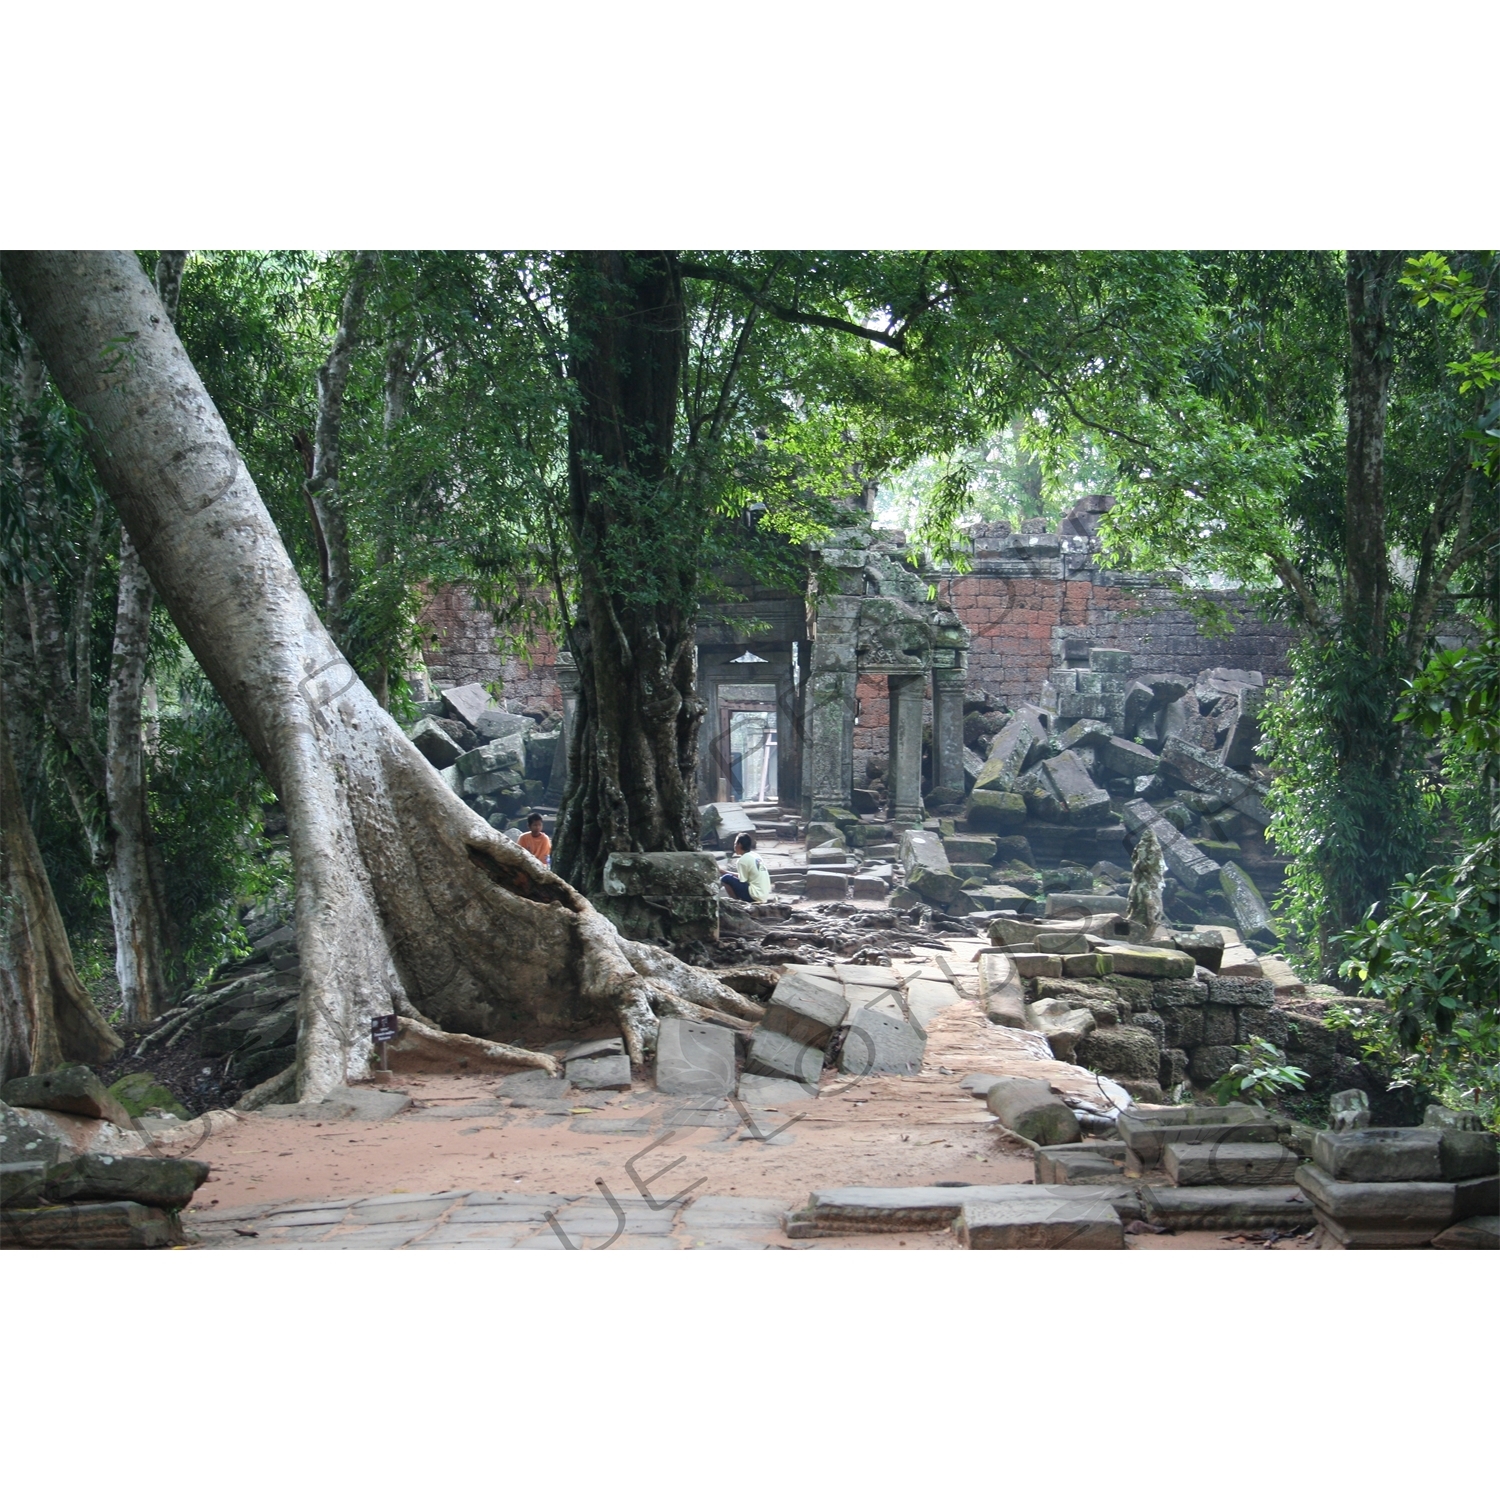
xmin=107 ymin=1072 xmax=191 ymax=1120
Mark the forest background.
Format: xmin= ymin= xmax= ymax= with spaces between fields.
xmin=3 ymin=247 xmax=1495 ymax=1118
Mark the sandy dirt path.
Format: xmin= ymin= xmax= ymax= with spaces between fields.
xmin=171 ymin=960 xmax=1310 ymax=1249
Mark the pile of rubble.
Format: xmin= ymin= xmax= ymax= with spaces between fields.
xmin=1295 ymin=1098 xmax=1499 ymax=1248
xmin=880 ymin=649 xmax=1275 ymax=933
xmin=787 ymin=1085 xmax=1498 ymax=1248
xmin=0 ymin=1065 xmax=211 ymax=1248
xmin=972 ymin=917 xmax=1286 ymax=1104
xmin=408 ymin=681 xmax=564 ymax=829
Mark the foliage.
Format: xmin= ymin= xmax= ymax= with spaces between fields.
xmin=4 ymin=265 xmax=284 ymax=997
xmin=1326 ymin=999 xmax=1499 ymax=1132
xmin=875 ymin=420 xmax=1114 ymax=544
xmin=1334 ymin=624 xmax=1500 ymax=1125
xmin=1208 ymin=1036 xmax=1310 ymax=1106
xmin=148 ymin=654 xmax=279 ymax=979
xmin=1259 ymin=635 xmax=1430 ymax=966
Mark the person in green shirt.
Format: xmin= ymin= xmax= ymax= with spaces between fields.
xmin=720 ymin=832 xmax=772 ymax=903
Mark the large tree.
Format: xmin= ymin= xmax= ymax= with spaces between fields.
xmin=1084 ymin=250 xmax=1498 ymax=957
xmin=4 ymin=251 xmax=761 ymax=1101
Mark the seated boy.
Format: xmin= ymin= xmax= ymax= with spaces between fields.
xmin=518 ymin=812 xmax=551 ymax=867
xmin=720 ymin=832 xmax=772 ymax=903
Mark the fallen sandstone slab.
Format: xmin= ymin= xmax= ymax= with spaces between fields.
xmin=1295 ymin=1162 xmax=1499 ymax=1247
xmin=1 ymin=1065 xmax=136 ymax=1131
xmin=786 ymin=1182 xmax=1142 ymax=1237
xmin=978 ymin=952 xmax=1028 ymax=1029
xmin=1 ymin=1199 xmax=180 ymax=1249
xmin=1117 ymin=1105 xmax=1277 ymax=1171
xmin=1139 ymin=1184 xmax=1316 ymax=1232
xmin=986 ymin=1076 xmax=1084 ymax=1145
xmin=958 ymin=1197 xmax=1126 ymax=1249
xmin=1431 ymin=1215 xmax=1499 ymax=1250
xmin=1164 ymin=1142 xmax=1299 ymax=1187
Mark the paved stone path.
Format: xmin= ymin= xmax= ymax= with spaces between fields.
xmin=189 ymin=1190 xmax=793 ymax=1250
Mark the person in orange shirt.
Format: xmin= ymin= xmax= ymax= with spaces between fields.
xmin=518 ymin=812 xmax=551 ymax=867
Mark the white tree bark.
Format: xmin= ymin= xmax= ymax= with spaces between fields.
xmin=4 ymin=251 xmax=759 ymax=1101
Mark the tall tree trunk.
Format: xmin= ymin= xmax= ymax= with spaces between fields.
xmin=308 ymin=251 xmax=378 ymax=646
xmin=105 ymin=523 xmax=171 ymax=1021
xmin=4 ymin=252 xmax=758 ymax=1101
xmin=102 ymin=251 xmax=186 ymax=1022
xmin=1343 ymin=250 xmax=1401 ymax=647
xmin=1306 ymin=250 xmax=1419 ymax=947
xmin=553 ymin=252 xmax=705 ymax=892
xmin=0 ymin=710 xmax=122 ymax=1082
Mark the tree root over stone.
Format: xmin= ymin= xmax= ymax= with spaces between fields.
xmin=4 ymin=251 xmax=773 ymax=1103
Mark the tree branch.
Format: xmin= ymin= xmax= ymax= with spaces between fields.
xmin=679 ymin=260 xmax=908 ymax=351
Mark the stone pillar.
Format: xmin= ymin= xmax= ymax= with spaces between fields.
xmin=887 ymin=674 xmax=925 ymax=826
xmin=552 ymin=650 xmax=580 ymax=798
xmin=931 ymin=662 xmax=966 ymax=798
xmin=801 ymin=600 xmax=859 ymax=818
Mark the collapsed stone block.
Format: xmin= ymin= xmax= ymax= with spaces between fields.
xmin=899 ymin=828 xmax=961 ymax=907
xmin=1024 ymin=998 xmax=1096 ymax=1063
xmin=840 ymin=1007 xmax=925 ymax=1076
xmin=973 ymin=706 xmax=1049 ymax=792
xmin=409 ymin=715 xmax=463 ymax=768
xmin=966 ymin=789 xmax=1028 ymax=829
xmin=41 ymin=1153 xmax=210 ymax=1210
xmin=1 ymin=1067 xmax=135 ymax=1131
xmin=1159 ymin=736 xmax=1270 ymax=825
xmin=1431 ymin=1216 xmax=1500 ymax=1250
xmin=474 ymin=708 xmax=534 ymax=742
xmin=745 ymin=1027 xmax=824 ymax=1087
xmin=1058 ymin=718 xmax=1113 ymax=751
xmin=1074 ymin=1024 xmax=1160 ymax=1080
xmin=1164 ymin=1142 xmax=1299 ymax=1187
xmin=566 ymin=1053 xmax=633 ymax=1091
xmin=804 ymin=871 xmax=851 ymax=900
xmin=1116 ymin=1104 xmax=1277 ymax=1170
xmin=655 ymin=1018 xmax=737 ymax=1097
xmin=764 ymin=970 xmax=849 ymax=1048
xmin=1121 ymin=800 xmax=1223 ymax=891
xmin=440 ymin=682 xmax=496 ymax=729
xmin=985 ymin=1077 xmax=1082 ymax=1145
xmin=1139 ymin=1185 xmax=1315 ymax=1232
xmin=1102 ymin=736 xmax=1160 ymax=780
xmin=1034 ymin=1140 xmax=1128 ymax=1184
xmin=958 ymin=1196 xmax=1125 ymax=1249
xmin=455 ymin=736 xmax=525 ymax=780
xmin=0 ymin=1200 xmax=179 ymax=1249
xmin=1010 ymin=953 xmax=1064 ymax=978
xmin=1220 ymin=862 xmax=1275 ymax=937
xmin=978 ymin=952 xmax=1028 ymax=1028
xmin=1095 ymin=943 xmax=1195 ymax=979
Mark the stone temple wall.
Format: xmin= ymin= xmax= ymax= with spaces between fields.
xmin=940 ymin=568 xmax=1294 ymax=712
xmin=422 ymin=562 xmax=1295 ymax=775
xmin=418 ymin=584 xmax=562 ymax=713
xmin=843 ymin=564 xmax=1292 ymax=773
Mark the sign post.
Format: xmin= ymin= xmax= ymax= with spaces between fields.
xmin=371 ymin=1013 xmax=399 ymax=1072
